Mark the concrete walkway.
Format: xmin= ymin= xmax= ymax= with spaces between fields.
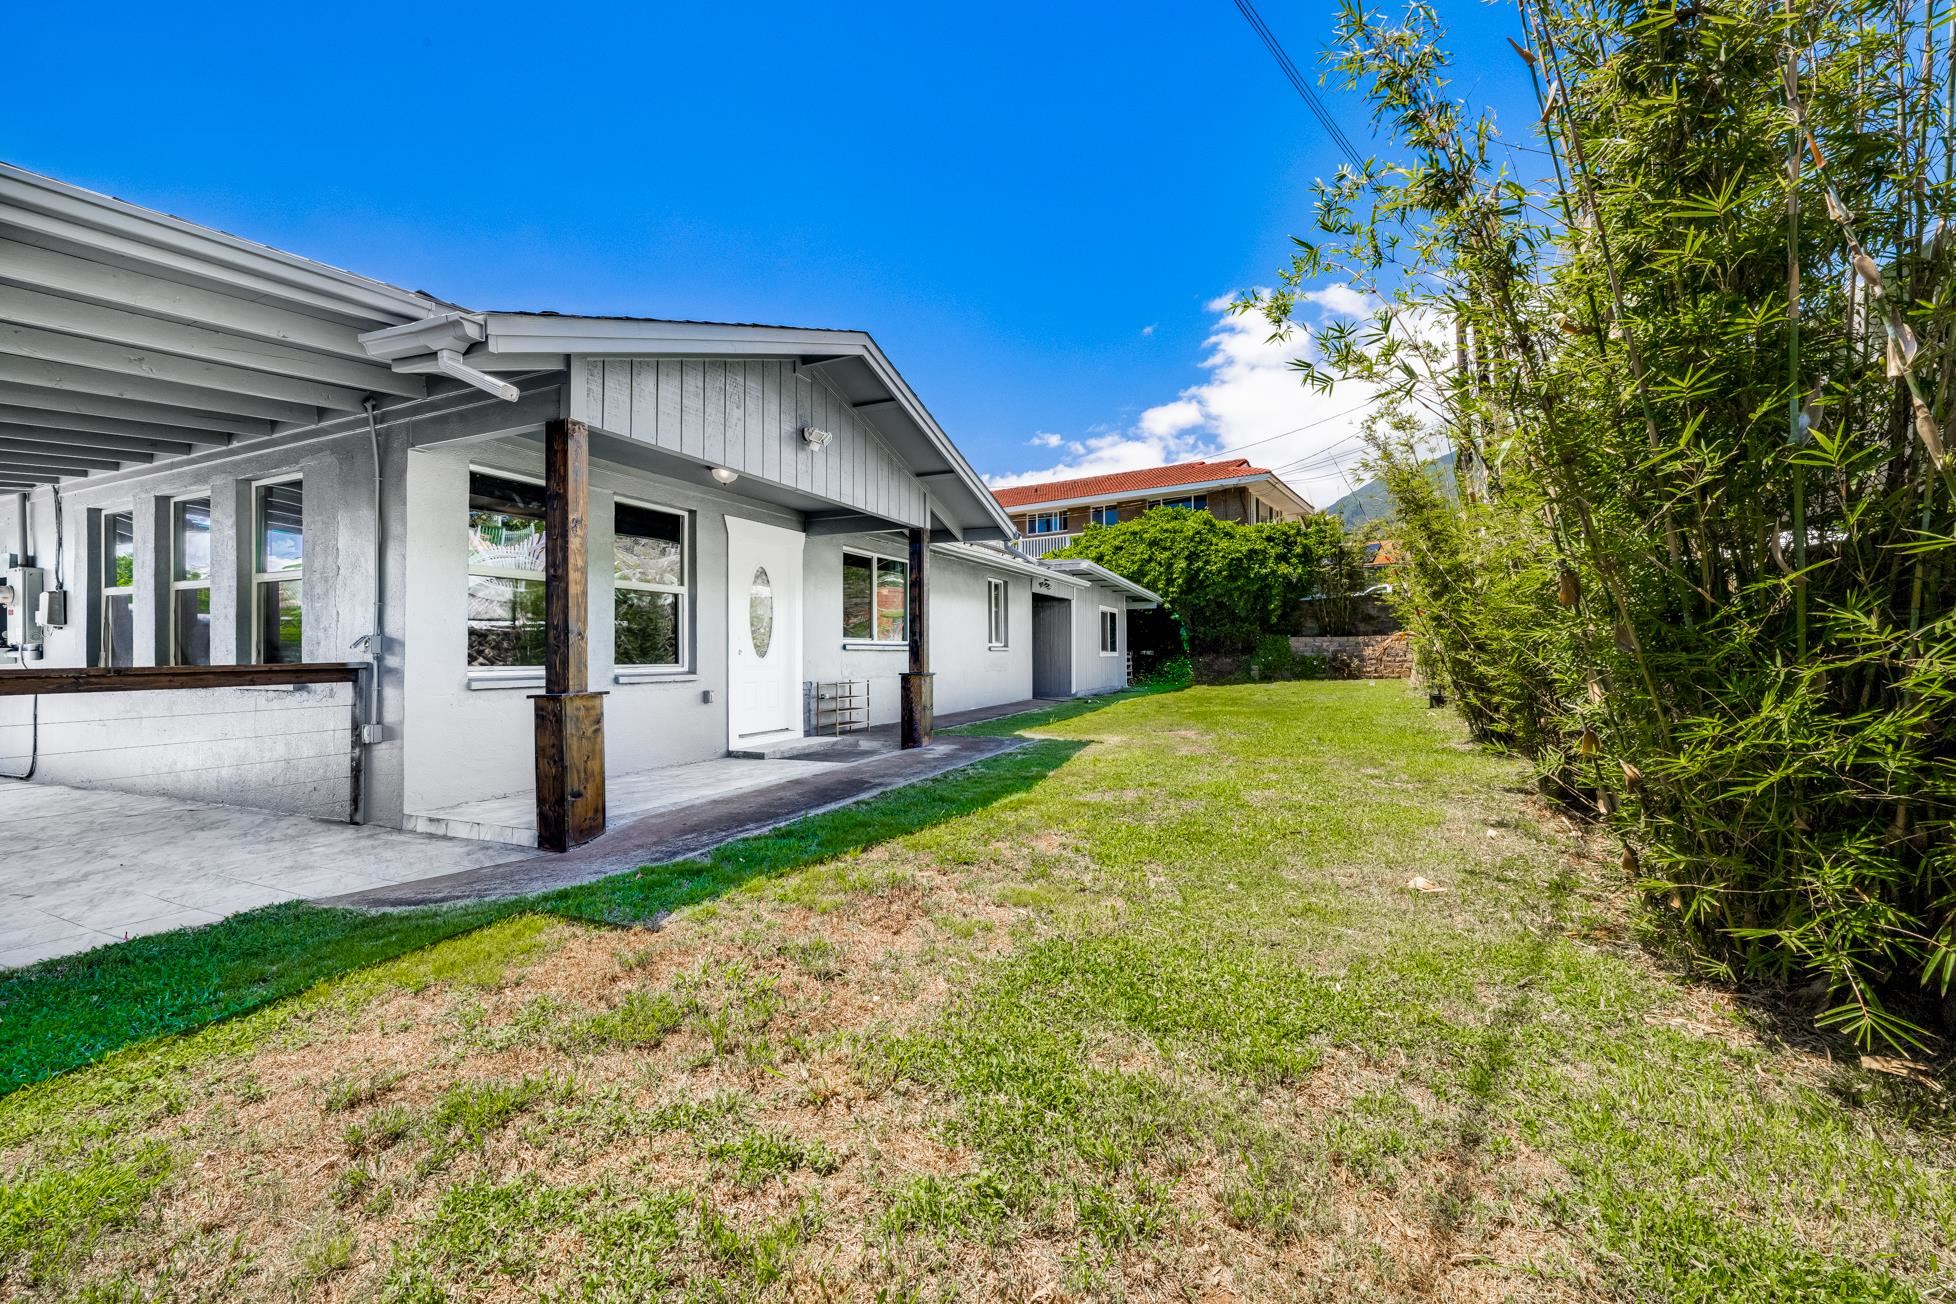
xmin=323 ymin=734 xmax=1025 ymax=908
xmin=0 ymin=785 xmax=516 ymax=968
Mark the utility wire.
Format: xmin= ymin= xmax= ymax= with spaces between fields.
xmin=1229 ymin=0 xmax=1366 ymax=169
xmin=1199 ymin=398 xmax=1378 ymax=462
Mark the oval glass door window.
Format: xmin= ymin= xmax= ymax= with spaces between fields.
xmin=749 ymin=566 xmax=774 ymax=658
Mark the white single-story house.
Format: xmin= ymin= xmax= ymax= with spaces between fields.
xmin=0 ymin=163 xmax=1158 ymax=849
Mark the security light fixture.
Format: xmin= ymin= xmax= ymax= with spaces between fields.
xmin=710 ymin=467 xmax=740 ymax=485
xmin=801 ymin=426 xmax=834 ymax=451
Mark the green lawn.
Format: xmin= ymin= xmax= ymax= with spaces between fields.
xmin=3 ymin=682 xmax=1950 ymax=1300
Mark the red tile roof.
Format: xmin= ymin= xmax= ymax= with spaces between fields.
xmin=992 ymin=458 xmax=1275 ymax=509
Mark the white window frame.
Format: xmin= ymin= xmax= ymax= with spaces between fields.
xmin=169 ymin=492 xmax=213 ymax=667
xmin=1027 ymin=511 xmax=1068 ymax=535
xmin=986 ymin=577 xmax=1009 ymax=649
xmin=251 ymin=475 xmax=304 ymax=664
xmin=841 ymin=547 xmax=909 ymax=646
xmin=99 ymin=508 xmax=135 ymax=668
xmin=466 ymin=466 xmax=549 ymax=676
xmin=1099 ymin=605 xmax=1120 ymax=656
xmin=1090 ymin=505 xmax=1120 ymax=527
xmin=613 ymin=496 xmax=690 ymax=672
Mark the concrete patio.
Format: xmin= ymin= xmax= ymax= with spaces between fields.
xmin=0 ymin=785 xmax=515 ymax=968
xmin=0 ymin=699 xmax=1062 ymax=967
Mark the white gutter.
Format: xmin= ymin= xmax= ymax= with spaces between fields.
xmin=1039 ymin=557 xmax=1163 ymax=607
xmin=358 ymin=313 xmax=518 ymax=402
xmin=933 ymin=540 xmax=1089 ymax=586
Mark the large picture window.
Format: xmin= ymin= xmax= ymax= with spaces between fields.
xmin=1027 ymin=511 xmax=1068 ymax=535
xmin=987 ymin=577 xmax=1009 ymax=648
xmin=614 ymin=501 xmax=687 ymax=668
xmin=1148 ymin=494 xmax=1208 ymax=512
xmin=842 ymin=550 xmax=907 ymax=643
xmin=171 ymin=496 xmax=212 ymax=666
xmin=254 ymin=480 xmax=304 ymax=663
xmin=466 ymin=472 xmax=547 ymax=668
xmin=100 ymin=510 xmax=134 ymax=668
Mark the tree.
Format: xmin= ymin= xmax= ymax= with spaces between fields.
xmin=1054 ymin=508 xmax=1357 ymax=652
xmin=1249 ymin=0 xmax=1956 ymax=1048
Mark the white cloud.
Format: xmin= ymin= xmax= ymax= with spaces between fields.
xmin=986 ymin=288 xmax=1389 ymax=511
xmin=1140 ymin=323 xmax=1157 ymax=337
xmin=1028 ymin=432 xmax=1065 ymax=448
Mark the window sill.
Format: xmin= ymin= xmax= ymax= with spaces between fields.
xmin=988 ymin=643 xmax=1010 ymax=652
xmin=467 ymin=669 xmax=544 ymax=691
xmin=613 ymin=669 xmax=699 ymax=685
xmin=841 ymin=641 xmax=908 ymax=652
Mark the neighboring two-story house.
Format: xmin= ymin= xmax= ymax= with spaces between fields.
xmin=993 ymin=458 xmax=1315 ymax=556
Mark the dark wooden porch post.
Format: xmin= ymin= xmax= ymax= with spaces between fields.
xmin=899 ymin=525 xmax=933 ymax=748
xmin=532 ymin=418 xmax=606 ymax=850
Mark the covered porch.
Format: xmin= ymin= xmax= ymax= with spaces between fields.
xmin=0 ymin=162 xmax=1023 ymax=860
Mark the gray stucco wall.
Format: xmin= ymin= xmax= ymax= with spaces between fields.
xmin=801 ymin=535 xmax=1033 ymax=726
xmin=1068 ymin=580 xmax=1132 ymax=696
xmin=397 ymin=437 xmax=805 ymax=814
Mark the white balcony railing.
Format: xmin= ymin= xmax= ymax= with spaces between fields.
xmin=1018 ymin=532 xmax=1076 ymax=556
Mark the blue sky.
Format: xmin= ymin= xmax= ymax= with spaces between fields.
xmin=7 ymin=1 xmax=1535 ymax=509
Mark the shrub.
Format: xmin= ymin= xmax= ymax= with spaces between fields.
xmin=1055 ymin=509 xmax=1362 ymax=653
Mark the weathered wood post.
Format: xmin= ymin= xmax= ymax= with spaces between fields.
xmin=899 ymin=524 xmax=933 ymax=748
xmin=532 ymin=417 xmax=606 ymax=850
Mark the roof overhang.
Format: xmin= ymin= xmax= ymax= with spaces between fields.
xmin=1038 ymin=557 xmax=1162 ymax=607
xmin=0 ymin=161 xmax=451 ymax=491
xmin=468 ymin=314 xmax=1017 ymax=543
xmin=933 ymin=540 xmax=1089 ymax=586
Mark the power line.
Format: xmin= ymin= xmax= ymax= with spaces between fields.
xmin=1229 ymin=0 xmax=1366 ymax=170
xmin=1201 ymin=397 xmax=1378 ymax=462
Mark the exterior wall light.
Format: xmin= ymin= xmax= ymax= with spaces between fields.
xmin=710 ymin=467 xmax=740 ymax=485
xmin=801 ymin=426 xmax=834 ymax=451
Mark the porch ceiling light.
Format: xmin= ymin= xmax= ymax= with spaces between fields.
xmin=710 ymin=466 xmax=740 ymax=485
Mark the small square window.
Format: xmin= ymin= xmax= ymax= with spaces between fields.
xmin=843 ymin=551 xmax=907 ymax=642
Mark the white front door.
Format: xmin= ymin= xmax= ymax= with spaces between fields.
xmin=725 ymin=516 xmax=804 ymax=740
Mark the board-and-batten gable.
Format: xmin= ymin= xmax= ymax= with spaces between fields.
xmin=569 ymin=356 xmax=930 ymax=529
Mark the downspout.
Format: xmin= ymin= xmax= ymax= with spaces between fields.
xmin=4 ymin=491 xmax=37 ymax=780
xmin=351 ymin=399 xmax=387 ymax=822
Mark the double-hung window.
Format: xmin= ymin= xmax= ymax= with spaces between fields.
xmin=466 ymin=472 xmax=548 ymax=668
xmin=1090 ymin=505 xmax=1119 ymax=527
xmin=1100 ymin=607 xmax=1119 ymax=655
xmin=986 ymin=577 xmax=1008 ymax=648
xmin=100 ymin=511 xmax=134 ymax=668
xmin=170 ymin=496 xmax=212 ymax=666
xmin=842 ymin=550 xmax=907 ymax=643
xmin=1026 ymin=511 xmax=1068 ymax=535
xmin=614 ymin=501 xmax=688 ymax=669
xmin=253 ymin=480 xmax=304 ymax=663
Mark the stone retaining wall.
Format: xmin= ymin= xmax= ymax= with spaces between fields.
xmin=1289 ymin=632 xmax=1414 ymax=678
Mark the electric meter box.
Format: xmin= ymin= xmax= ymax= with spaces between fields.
xmin=2 ymin=566 xmax=48 ymax=646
